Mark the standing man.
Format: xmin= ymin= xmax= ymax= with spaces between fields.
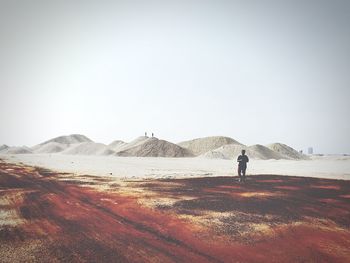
xmin=237 ymin=150 xmax=249 ymax=182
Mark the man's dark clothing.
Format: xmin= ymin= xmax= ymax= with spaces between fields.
xmin=237 ymin=154 xmax=249 ymax=178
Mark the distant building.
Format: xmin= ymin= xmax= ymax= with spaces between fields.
xmin=308 ymin=147 xmax=313 ymax=154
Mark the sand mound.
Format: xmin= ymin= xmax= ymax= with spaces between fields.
xmin=2 ymin=146 xmax=33 ymax=154
xmin=39 ymin=134 xmax=92 ymax=145
xmin=267 ymin=143 xmax=308 ymax=160
xmin=62 ymin=142 xmax=116 ymax=156
xmin=108 ymin=140 xmax=127 ymax=151
xmin=116 ymin=136 xmax=149 ymax=152
xmin=33 ymin=142 xmax=68 ymax=154
xmin=116 ymin=137 xmax=193 ymax=157
xmin=32 ymin=134 xmax=93 ymax=153
xmin=202 ymin=144 xmax=284 ymax=160
xmin=0 ymin=144 xmax=9 ymax=153
xmin=178 ymin=136 xmax=242 ymax=156
xmin=248 ymin=144 xmax=285 ymax=160
xmin=1 ymin=134 xmax=310 ymax=160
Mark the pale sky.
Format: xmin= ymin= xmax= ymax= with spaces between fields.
xmin=0 ymin=0 xmax=349 ymax=154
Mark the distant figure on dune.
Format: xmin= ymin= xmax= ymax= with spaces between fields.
xmin=237 ymin=149 xmax=249 ymax=182
xmin=145 ymin=132 xmax=147 ymax=137
xmin=152 ymin=133 xmax=154 ymax=137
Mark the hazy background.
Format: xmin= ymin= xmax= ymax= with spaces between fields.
xmin=0 ymin=0 xmax=349 ymax=154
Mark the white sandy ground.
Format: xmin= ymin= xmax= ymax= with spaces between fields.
xmin=1 ymin=154 xmax=350 ymax=180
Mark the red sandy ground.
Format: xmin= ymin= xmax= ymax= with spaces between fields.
xmin=0 ymin=159 xmax=350 ymax=262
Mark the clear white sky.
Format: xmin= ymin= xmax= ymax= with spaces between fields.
xmin=0 ymin=0 xmax=349 ymax=154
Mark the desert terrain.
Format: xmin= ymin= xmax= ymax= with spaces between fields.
xmin=1 ymin=159 xmax=350 ymax=262
xmin=1 ymin=135 xmax=350 ymax=262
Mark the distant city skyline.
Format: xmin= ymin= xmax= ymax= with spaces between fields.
xmin=1 ymin=1 xmax=349 ymax=154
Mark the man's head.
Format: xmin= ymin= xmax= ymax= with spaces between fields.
xmin=242 ymin=149 xmax=246 ymax=155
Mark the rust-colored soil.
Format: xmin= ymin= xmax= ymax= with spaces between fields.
xmin=1 ymin=159 xmax=350 ymax=262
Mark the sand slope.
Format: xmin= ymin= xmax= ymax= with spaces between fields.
xmin=37 ymin=134 xmax=92 ymax=146
xmin=32 ymin=142 xmax=68 ymax=154
xmin=62 ymin=142 xmax=116 ymax=156
xmin=2 ymin=146 xmax=33 ymax=154
xmin=267 ymin=143 xmax=308 ymax=160
xmin=31 ymin=134 xmax=94 ymax=154
xmin=115 ymin=136 xmax=150 ymax=152
xmin=116 ymin=137 xmax=193 ymax=157
xmin=249 ymin=144 xmax=286 ymax=159
xmin=202 ymin=144 xmax=284 ymax=160
xmin=108 ymin=140 xmax=127 ymax=151
xmin=178 ymin=136 xmax=242 ymax=156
